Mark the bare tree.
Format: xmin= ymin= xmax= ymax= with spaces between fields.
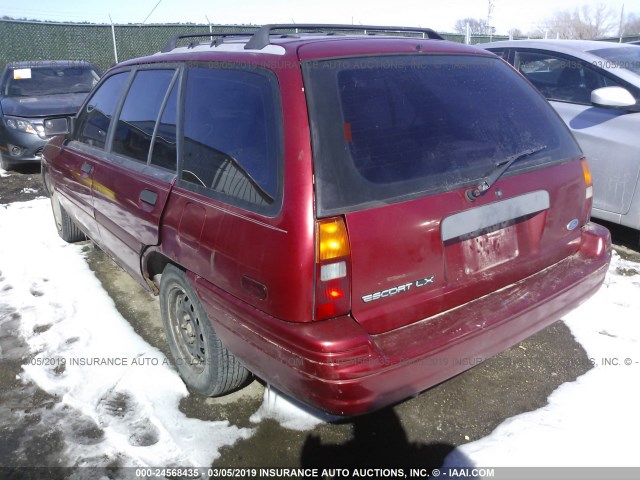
xmin=540 ymin=3 xmax=616 ymax=39
xmin=624 ymin=13 xmax=640 ymax=36
xmin=453 ymin=18 xmax=489 ymax=35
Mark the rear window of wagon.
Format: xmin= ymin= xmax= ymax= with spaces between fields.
xmin=302 ymin=54 xmax=581 ymax=217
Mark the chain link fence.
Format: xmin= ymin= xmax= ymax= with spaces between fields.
xmin=0 ymin=20 xmax=259 ymax=72
xmin=1 ymin=19 xmax=638 ymax=73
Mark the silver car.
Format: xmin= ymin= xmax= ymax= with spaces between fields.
xmin=479 ymin=40 xmax=640 ymax=241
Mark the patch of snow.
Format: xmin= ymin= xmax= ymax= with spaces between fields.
xmin=0 ymin=199 xmax=253 ymax=468
xmin=20 ymin=187 xmax=38 ymax=194
xmin=250 ymin=384 xmax=338 ymax=431
xmin=445 ymin=251 xmax=640 ymax=468
xmin=0 ymin=166 xmax=8 ymax=177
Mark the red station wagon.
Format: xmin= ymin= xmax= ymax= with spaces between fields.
xmin=41 ymin=25 xmax=611 ymax=415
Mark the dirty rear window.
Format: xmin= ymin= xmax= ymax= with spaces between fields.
xmin=303 ymin=55 xmax=581 ymax=216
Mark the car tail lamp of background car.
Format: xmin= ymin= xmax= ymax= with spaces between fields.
xmin=315 ymin=217 xmax=351 ymax=320
xmin=581 ymin=157 xmax=594 ymax=220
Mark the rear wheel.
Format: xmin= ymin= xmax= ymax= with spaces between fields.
xmin=159 ymin=264 xmax=250 ymax=396
xmin=50 ymin=192 xmax=86 ymax=243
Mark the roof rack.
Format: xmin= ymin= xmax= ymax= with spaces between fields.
xmin=161 ymin=24 xmax=444 ymax=54
xmin=161 ymin=32 xmax=256 ymax=53
xmin=244 ymin=24 xmax=444 ymax=50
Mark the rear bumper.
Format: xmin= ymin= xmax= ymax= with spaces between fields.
xmin=192 ymin=222 xmax=611 ymax=416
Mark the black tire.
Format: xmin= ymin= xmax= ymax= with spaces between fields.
xmin=41 ymin=165 xmax=52 ymax=198
xmin=50 ymin=193 xmax=85 ymax=243
xmin=159 ymin=264 xmax=250 ymax=396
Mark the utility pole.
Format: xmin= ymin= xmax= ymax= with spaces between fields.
xmin=618 ymin=3 xmax=625 ymax=43
xmin=487 ymin=0 xmax=495 ymax=37
xmin=109 ymin=14 xmax=118 ymax=64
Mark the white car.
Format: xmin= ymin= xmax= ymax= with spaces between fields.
xmin=480 ymin=40 xmax=640 ymax=242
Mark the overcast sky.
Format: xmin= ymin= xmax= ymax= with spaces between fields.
xmin=1 ymin=0 xmax=638 ymax=35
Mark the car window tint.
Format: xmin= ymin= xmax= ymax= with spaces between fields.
xmin=514 ymin=51 xmax=617 ymax=105
xmin=303 ymin=55 xmax=581 ymax=216
xmin=181 ymin=67 xmax=280 ymax=208
xmin=76 ymin=72 xmax=130 ymax=149
xmin=112 ymin=69 xmax=176 ymax=163
xmin=149 ymin=78 xmax=179 ymax=172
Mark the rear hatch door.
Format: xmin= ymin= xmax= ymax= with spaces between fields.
xmin=301 ymin=50 xmax=589 ymax=334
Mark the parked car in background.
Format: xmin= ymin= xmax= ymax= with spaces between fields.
xmin=0 ymin=60 xmax=100 ymax=170
xmin=479 ymin=40 xmax=640 ymax=241
xmin=42 ymin=26 xmax=610 ymax=415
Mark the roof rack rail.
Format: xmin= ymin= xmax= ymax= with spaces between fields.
xmin=244 ymin=23 xmax=443 ymax=50
xmin=161 ymin=31 xmax=256 ymax=53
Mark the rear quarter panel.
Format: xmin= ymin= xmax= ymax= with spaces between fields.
xmin=551 ymin=100 xmax=640 ymax=227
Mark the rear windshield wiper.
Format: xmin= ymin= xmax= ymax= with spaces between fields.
xmin=466 ymin=145 xmax=547 ymax=202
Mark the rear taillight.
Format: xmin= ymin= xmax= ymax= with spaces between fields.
xmin=314 ymin=217 xmax=351 ymax=320
xmin=581 ymin=158 xmax=594 ymax=220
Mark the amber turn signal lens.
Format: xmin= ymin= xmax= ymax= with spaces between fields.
xmin=316 ymin=217 xmax=350 ymax=261
xmin=581 ymin=158 xmax=592 ymax=187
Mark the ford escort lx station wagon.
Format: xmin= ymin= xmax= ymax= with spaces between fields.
xmin=41 ymin=25 xmax=611 ymax=415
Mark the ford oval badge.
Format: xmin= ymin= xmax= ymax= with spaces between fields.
xmin=566 ymin=219 xmax=579 ymax=231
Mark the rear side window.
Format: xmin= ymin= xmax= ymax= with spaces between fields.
xmin=303 ymin=55 xmax=582 ymax=216
xmin=180 ymin=66 xmax=282 ymax=212
xmin=150 ymin=79 xmax=179 ymax=171
xmin=589 ymin=46 xmax=640 ymax=75
xmin=76 ymin=72 xmax=130 ymax=149
xmin=112 ymin=69 xmax=177 ymax=163
xmin=489 ymin=49 xmax=508 ymax=61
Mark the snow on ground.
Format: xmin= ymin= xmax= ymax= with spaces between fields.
xmin=445 ymin=252 xmax=640 ymax=468
xmin=3 ymin=197 xmax=640 ymax=467
xmin=250 ymin=384 xmax=338 ymax=431
xmin=20 ymin=187 xmax=38 ymax=194
xmin=0 ymin=199 xmax=252 ymax=468
xmin=0 ymin=166 xmax=9 ymax=177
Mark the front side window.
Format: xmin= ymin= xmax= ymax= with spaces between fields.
xmin=112 ymin=69 xmax=177 ymax=163
xmin=76 ymin=72 xmax=130 ymax=149
xmin=180 ymin=66 xmax=282 ymax=212
xmin=514 ymin=51 xmax=621 ymax=104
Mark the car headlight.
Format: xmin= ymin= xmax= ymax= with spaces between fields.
xmin=4 ymin=116 xmax=46 ymax=138
xmin=5 ymin=116 xmax=36 ymax=134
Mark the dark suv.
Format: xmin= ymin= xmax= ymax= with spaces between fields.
xmin=0 ymin=60 xmax=100 ymax=170
xmin=42 ymin=25 xmax=611 ymax=415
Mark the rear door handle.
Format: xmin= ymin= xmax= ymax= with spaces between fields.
xmin=80 ymin=162 xmax=93 ymax=174
xmin=139 ymin=189 xmax=158 ymax=206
